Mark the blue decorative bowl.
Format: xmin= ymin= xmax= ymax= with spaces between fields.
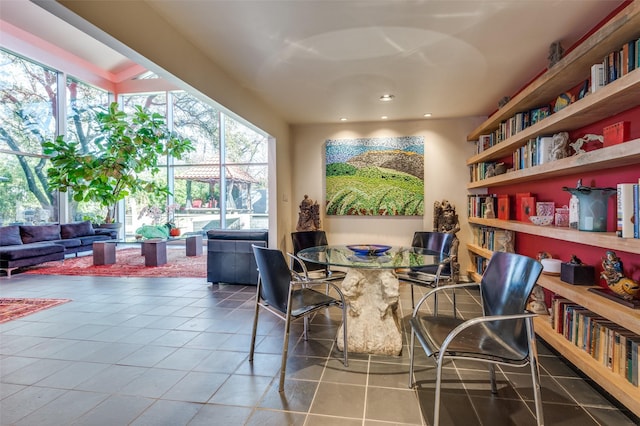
xmin=347 ymin=244 xmax=391 ymax=256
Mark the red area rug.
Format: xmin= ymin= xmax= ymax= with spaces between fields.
xmin=23 ymin=248 xmax=206 ymax=278
xmin=0 ymin=298 xmax=71 ymax=323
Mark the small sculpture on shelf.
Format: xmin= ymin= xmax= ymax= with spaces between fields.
xmin=526 ymin=285 xmax=548 ymax=315
xmin=433 ymin=200 xmax=460 ymax=282
xmin=569 ymin=133 xmax=603 ymax=155
xmin=547 ymin=41 xmax=564 ymax=68
xmin=483 ymin=197 xmax=495 ymax=219
xmin=296 ymin=194 xmax=321 ymax=231
xmin=550 ymin=132 xmax=569 ymax=160
xmin=600 ymin=250 xmax=639 ymax=300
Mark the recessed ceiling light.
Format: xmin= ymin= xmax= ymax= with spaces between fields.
xmin=381 ymin=116 xmax=388 ymax=120
xmin=379 ymin=94 xmax=395 ymax=102
xmin=340 ymin=117 xmax=348 ymax=121
xmin=423 ymin=113 xmax=432 ymax=117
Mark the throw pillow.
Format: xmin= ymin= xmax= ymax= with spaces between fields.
xmin=0 ymin=225 xmax=23 ymax=246
xmin=19 ymin=224 xmax=61 ymax=243
xmin=60 ymin=220 xmax=95 ymax=239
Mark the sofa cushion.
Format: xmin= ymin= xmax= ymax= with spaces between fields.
xmin=19 ymin=224 xmax=61 ymax=244
xmin=50 ymin=239 xmax=82 ymax=249
xmin=0 ymin=242 xmax=64 ymax=261
xmin=77 ymin=235 xmax=111 ymax=246
xmin=60 ymin=220 xmax=95 ymax=239
xmin=0 ymin=226 xmax=23 ymax=246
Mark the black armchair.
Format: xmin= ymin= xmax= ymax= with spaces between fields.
xmin=408 ymin=251 xmax=544 ymax=426
xmin=396 ymin=231 xmax=454 ymax=308
xmin=249 ymin=245 xmax=348 ymax=392
xmin=291 ymin=230 xmax=345 ymax=281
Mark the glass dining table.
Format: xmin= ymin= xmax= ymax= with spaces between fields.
xmin=296 ymin=244 xmax=444 ymax=356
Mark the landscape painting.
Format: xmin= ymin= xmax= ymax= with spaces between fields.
xmin=325 ymin=136 xmax=424 ymax=216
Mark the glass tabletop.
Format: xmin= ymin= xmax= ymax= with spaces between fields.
xmin=296 ymin=245 xmax=444 ymax=270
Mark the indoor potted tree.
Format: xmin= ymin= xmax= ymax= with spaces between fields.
xmin=43 ymin=102 xmax=193 ymax=226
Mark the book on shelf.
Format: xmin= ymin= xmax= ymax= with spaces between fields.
xmin=536 ymin=135 xmax=555 ymax=165
xmin=634 ymin=182 xmax=639 ymax=239
xmin=497 ymin=195 xmax=510 ymax=220
xmin=617 ymin=183 xmax=636 ymax=238
xmin=590 ymin=63 xmax=605 ymax=93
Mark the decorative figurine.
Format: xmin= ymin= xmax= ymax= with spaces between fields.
xmin=296 ymin=194 xmax=321 ymax=231
xmin=527 ymin=285 xmax=548 ymax=315
xmin=547 ymin=41 xmax=564 ymax=68
xmin=569 ymin=195 xmax=579 ymax=229
xmin=483 ymin=197 xmax=495 ymax=219
xmin=498 ymin=96 xmax=510 ymax=109
xmin=569 ymin=133 xmax=603 ymax=155
xmin=600 ymin=250 xmax=640 ymax=300
xmin=433 ymin=200 xmax=460 ymax=282
xmin=550 ymin=132 xmax=569 ymax=160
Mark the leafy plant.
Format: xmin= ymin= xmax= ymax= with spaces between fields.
xmin=43 ymin=102 xmax=194 ymax=223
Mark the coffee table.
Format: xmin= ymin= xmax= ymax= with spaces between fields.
xmin=93 ymin=234 xmax=203 ymax=267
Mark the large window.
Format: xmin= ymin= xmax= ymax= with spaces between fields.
xmin=0 ymin=49 xmax=59 ymax=224
xmin=0 ymin=48 xmax=269 ymax=235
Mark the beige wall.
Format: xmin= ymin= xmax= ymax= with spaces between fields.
xmin=291 ymin=117 xmax=483 ymax=273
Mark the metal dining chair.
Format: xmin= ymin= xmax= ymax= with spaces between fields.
xmin=396 ymin=231 xmax=454 ymax=308
xmin=249 ymin=245 xmax=348 ymax=392
xmin=291 ymin=230 xmax=346 ymax=281
xmin=408 ymin=251 xmax=544 ymax=426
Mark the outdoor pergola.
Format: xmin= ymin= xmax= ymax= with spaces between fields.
xmin=174 ymin=165 xmax=259 ymax=210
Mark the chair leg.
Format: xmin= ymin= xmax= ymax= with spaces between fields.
xmin=410 ymin=284 xmax=415 ymax=309
xmin=303 ymin=316 xmax=309 ymax=341
xmin=279 ymin=311 xmax=293 ymax=393
xmin=526 ymin=318 xmax=544 ymax=426
xmin=434 ymin=357 xmax=444 ymax=426
xmin=249 ymin=279 xmax=262 ymax=362
xmin=408 ymin=329 xmax=416 ymax=388
xmin=341 ymin=303 xmax=348 ymax=367
xmin=489 ymin=364 xmax=497 ymax=394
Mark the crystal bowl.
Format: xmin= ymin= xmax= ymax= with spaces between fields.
xmin=529 ymin=215 xmax=554 ymax=226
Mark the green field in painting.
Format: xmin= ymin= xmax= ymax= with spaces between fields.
xmin=325 ymin=166 xmax=423 ymax=215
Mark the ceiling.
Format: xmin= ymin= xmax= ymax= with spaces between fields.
xmin=1 ymin=0 xmax=626 ymax=124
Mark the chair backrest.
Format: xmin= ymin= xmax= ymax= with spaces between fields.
xmin=291 ymin=230 xmax=329 ymax=272
xmin=411 ymin=232 xmax=454 ymax=273
xmin=480 ymin=251 xmax=543 ymax=358
xmin=252 ymin=245 xmax=292 ymax=314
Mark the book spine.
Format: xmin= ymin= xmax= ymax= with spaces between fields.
xmin=634 ymin=183 xmax=639 ymax=239
xmin=617 ymin=183 xmax=635 ymax=238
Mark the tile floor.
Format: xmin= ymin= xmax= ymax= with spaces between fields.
xmin=1 ymin=273 xmax=638 ymax=425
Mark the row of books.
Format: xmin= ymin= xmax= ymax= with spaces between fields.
xmin=616 ymin=180 xmax=640 ymax=239
xmin=473 ymin=226 xmax=514 ymax=253
xmin=512 ymin=136 xmax=557 ymax=171
xmin=592 ymin=37 xmax=640 ymax=93
xmin=469 ymin=162 xmax=498 ymax=182
xmin=467 ymin=194 xmax=497 ymax=219
xmin=474 ymin=106 xmax=552 ymax=153
xmin=473 ymin=255 xmax=488 ymax=275
xmin=473 ymin=38 xmax=640 ymax=155
xmin=551 ymin=297 xmax=639 ymax=387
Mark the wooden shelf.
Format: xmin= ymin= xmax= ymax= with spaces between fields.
xmin=467 ymin=70 xmax=640 ymax=164
xmin=468 ymin=138 xmax=640 ymax=188
xmin=466 ymin=4 xmax=640 ymax=415
xmin=468 ymin=217 xmax=640 ymax=255
xmin=536 ymin=274 xmax=640 ymax=335
xmin=468 ymin=1 xmax=640 ymax=142
xmin=466 ymin=243 xmax=493 ymax=259
xmin=534 ymin=316 xmax=640 ymax=417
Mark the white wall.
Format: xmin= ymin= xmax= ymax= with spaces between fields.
xmin=291 ymin=117 xmax=483 ymax=273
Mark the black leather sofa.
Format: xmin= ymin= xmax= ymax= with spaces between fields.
xmin=0 ymin=221 xmax=116 ymax=277
xmin=206 ymin=229 xmax=268 ymax=285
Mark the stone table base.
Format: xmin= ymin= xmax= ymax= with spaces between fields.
xmin=336 ymin=269 xmax=402 ymax=356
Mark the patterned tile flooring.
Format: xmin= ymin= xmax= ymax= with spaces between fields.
xmin=0 ymin=273 xmax=637 ymax=425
